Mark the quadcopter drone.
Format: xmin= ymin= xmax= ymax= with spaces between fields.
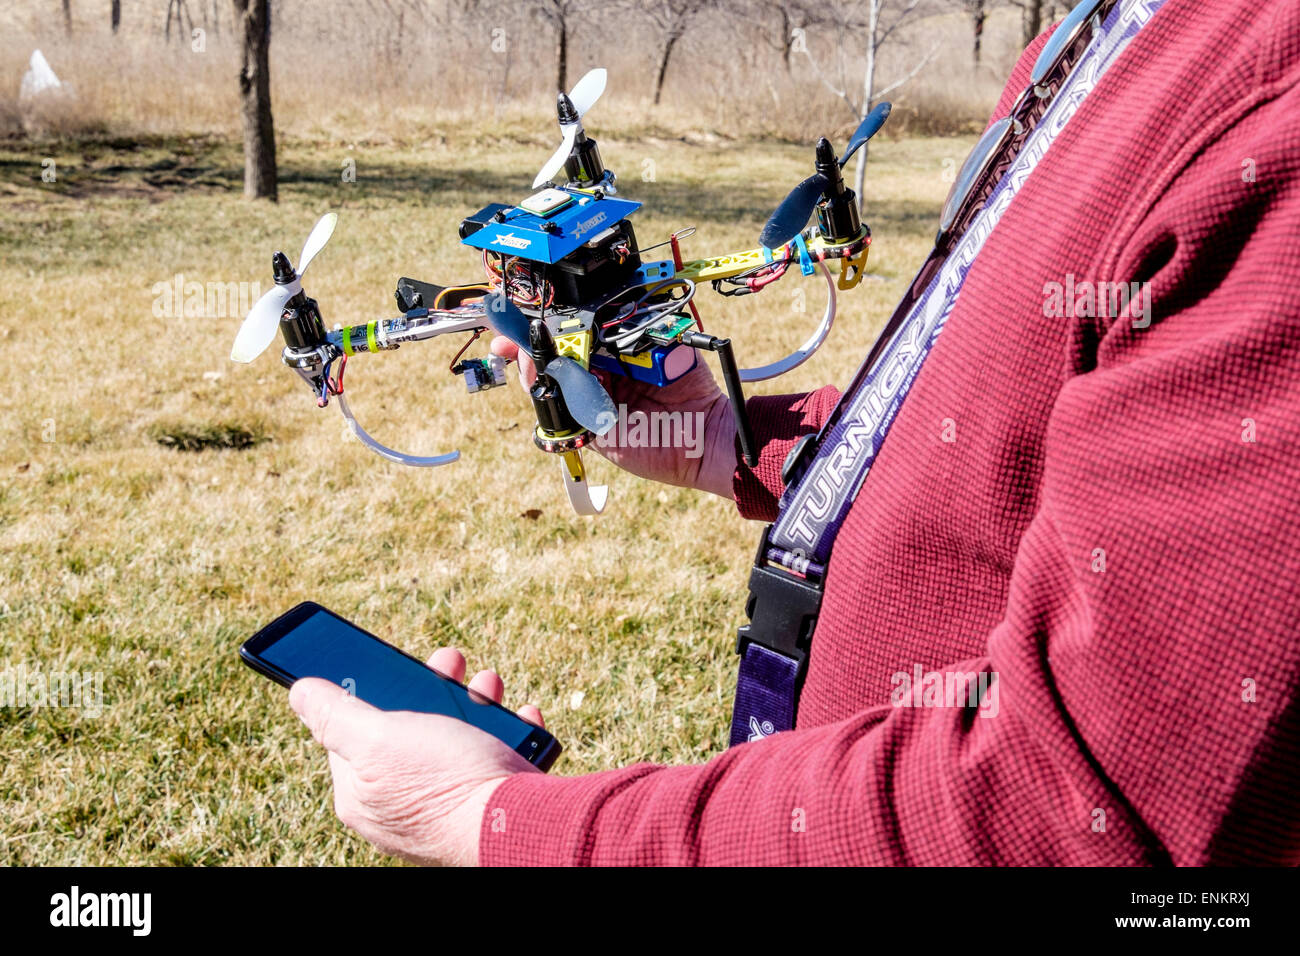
xmin=230 ymin=69 xmax=891 ymax=514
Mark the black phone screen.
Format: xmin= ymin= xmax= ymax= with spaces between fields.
xmin=256 ymin=608 xmax=537 ymax=752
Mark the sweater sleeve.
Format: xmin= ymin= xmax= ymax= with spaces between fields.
xmin=479 ymin=63 xmax=1300 ymax=860
xmin=730 ymin=387 xmax=840 ymax=521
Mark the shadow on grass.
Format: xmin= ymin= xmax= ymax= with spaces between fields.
xmin=0 ymin=133 xmax=941 ymax=240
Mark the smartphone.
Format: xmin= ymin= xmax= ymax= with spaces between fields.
xmin=239 ymin=601 xmax=561 ymax=771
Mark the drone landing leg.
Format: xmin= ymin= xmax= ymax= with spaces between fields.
xmin=336 ymin=392 xmax=460 ymax=468
xmin=560 ymin=449 xmax=607 ymax=515
xmin=737 ymin=261 xmax=838 ymax=383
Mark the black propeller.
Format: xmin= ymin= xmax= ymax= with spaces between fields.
xmin=760 ymin=101 xmax=892 ymax=249
xmin=483 ymin=292 xmax=616 ymax=436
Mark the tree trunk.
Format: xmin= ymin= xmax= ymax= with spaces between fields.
xmin=62 ymin=0 xmax=72 ymax=34
xmin=853 ymin=0 xmax=880 ymax=213
xmin=233 ymin=0 xmax=278 ymax=201
xmin=972 ymin=1 xmax=986 ymax=67
xmin=556 ymin=19 xmax=568 ymax=92
xmin=111 ymin=0 xmax=121 ymax=33
xmin=653 ymin=34 xmax=680 ymax=106
xmin=778 ymin=7 xmax=792 ymax=72
xmin=1022 ymin=0 xmax=1045 ymax=47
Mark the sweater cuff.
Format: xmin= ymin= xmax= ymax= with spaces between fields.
xmin=478 ymin=764 xmax=665 ymax=866
xmin=732 ymin=386 xmax=841 ymax=522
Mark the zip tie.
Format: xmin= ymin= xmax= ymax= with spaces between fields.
xmin=793 ymin=234 xmax=815 ymax=276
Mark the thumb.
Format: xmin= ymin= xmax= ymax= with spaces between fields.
xmin=289 ymin=677 xmax=385 ymax=762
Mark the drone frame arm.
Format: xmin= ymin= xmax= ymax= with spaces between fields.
xmin=285 ymin=303 xmax=493 ymax=469
xmin=672 ymin=228 xmax=870 ymax=289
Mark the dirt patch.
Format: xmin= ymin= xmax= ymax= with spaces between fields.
xmin=146 ymin=420 xmax=271 ymax=452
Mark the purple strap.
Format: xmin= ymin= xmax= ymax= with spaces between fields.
xmin=729 ymin=644 xmax=800 ymax=746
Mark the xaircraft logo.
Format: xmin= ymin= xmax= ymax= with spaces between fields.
xmin=491 ymin=232 xmax=531 ymax=250
xmin=571 ymin=210 xmax=607 ymax=239
xmin=49 ymin=886 xmax=151 ymax=936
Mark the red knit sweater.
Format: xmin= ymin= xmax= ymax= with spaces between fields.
xmin=480 ymin=0 xmax=1300 ymax=865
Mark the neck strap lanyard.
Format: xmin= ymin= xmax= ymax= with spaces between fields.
xmin=730 ymin=0 xmax=1167 ymax=746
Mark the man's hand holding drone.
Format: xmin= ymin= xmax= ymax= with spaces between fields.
xmin=489 ymin=334 xmax=739 ymax=500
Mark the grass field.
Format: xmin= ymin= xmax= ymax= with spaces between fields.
xmin=0 ymin=126 xmax=970 ymax=865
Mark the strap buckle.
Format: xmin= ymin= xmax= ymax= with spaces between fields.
xmin=781 ymin=432 xmax=819 ymax=488
xmin=735 ymin=526 xmax=824 ymax=670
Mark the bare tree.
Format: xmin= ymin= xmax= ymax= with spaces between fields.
xmin=1010 ymin=0 xmax=1085 ymax=48
xmin=801 ymin=0 xmax=940 ymax=212
xmin=530 ymin=0 xmax=587 ymax=92
xmin=62 ymin=0 xmax=72 ymax=34
xmin=720 ymin=0 xmax=822 ymax=107
xmin=232 ymin=0 xmax=278 ymax=201
xmin=644 ymin=0 xmax=713 ymax=106
xmin=1008 ymin=0 xmax=1044 ymax=47
xmin=962 ymin=0 xmax=988 ymax=67
xmin=166 ymin=1 xmax=195 ymax=42
xmin=372 ymin=0 xmax=434 ymax=61
xmin=111 ymin=0 xmax=121 ymax=33
xmin=769 ymin=1 xmax=821 ymax=72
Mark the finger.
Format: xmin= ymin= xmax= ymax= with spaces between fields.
xmin=518 ymin=704 xmax=545 ymax=729
xmin=488 ymin=335 xmax=536 ymax=386
xmin=467 ymin=669 xmax=504 ymax=703
xmin=427 ymin=647 xmax=466 ymax=683
xmin=326 ymin=750 xmax=363 ymax=830
xmin=517 ymin=350 xmax=538 ymax=388
xmin=289 ymin=676 xmax=385 ymax=762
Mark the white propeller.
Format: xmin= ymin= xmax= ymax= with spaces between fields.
xmin=568 ymin=67 xmax=607 ymax=118
xmin=532 ymin=68 xmax=607 ymax=189
xmin=230 ymin=212 xmax=338 ymax=364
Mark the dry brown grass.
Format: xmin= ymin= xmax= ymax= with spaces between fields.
xmin=0 ymin=0 xmax=1024 ymax=144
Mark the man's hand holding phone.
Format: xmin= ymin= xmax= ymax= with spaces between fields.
xmin=289 ymin=648 xmax=544 ymax=867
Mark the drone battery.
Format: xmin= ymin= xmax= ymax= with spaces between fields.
xmin=589 ymin=343 xmax=696 ymax=387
